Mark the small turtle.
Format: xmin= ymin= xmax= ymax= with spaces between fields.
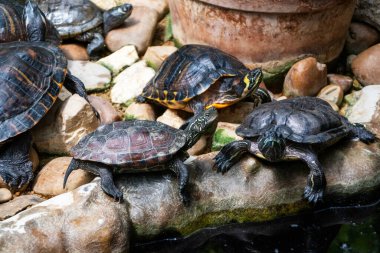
xmin=64 ymin=108 xmax=218 ymax=204
xmin=136 ymin=44 xmax=265 ymax=117
xmin=36 ymin=0 xmax=133 ymax=57
xmin=214 ymin=97 xmax=375 ymax=203
xmin=0 ymin=0 xmax=60 ymax=43
xmin=0 ymin=7 xmax=97 ymax=189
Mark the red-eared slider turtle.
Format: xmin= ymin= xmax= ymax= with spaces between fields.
xmin=64 ymin=107 xmax=218 ymax=204
xmin=214 ymin=97 xmax=375 ymax=203
xmin=36 ymin=0 xmax=132 ymax=57
xmin=0 ymin=0 xmax=60 ymax=43
xmin=0 ymin=36 xmax=97 ymax=188
xmin=136 ymin=44 xmax=266 ymax=117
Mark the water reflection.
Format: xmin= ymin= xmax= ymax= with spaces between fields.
xmin=133 ymin=197 xmax=380 ymax=253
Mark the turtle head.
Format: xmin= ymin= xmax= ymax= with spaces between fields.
xmin=239 ymin=68 xmax=263 ymax=98
xmin=103 ymin=3 xmax=133 ymax=34
xmin=257 ymin=130 xmax=286 ymax=162
xmin=182 ymin=107 xmax=218 ymax=150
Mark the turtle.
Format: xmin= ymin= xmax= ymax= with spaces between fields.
xmin=136 ymin=44 xmax=266 ymax=118
xmin=213 ymin=96 xmax=375 ymax=203
xmin=36 ymin=0 xmax=133 ymax=57
xmin=63 ymin=107 xmax=219 ymax=204
xmin=0 ymin=9 xmax=98 ymax=189
xmin=0 ymin=0 xmax=60 ymax=44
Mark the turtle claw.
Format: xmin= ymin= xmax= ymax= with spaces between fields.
xmin=303 ymin=185 xmax=324 ymax=204
xmin=0 ymin=161 xmax=33 ymax=190
xmin=101 ymin=182 xmax=123 ymax=202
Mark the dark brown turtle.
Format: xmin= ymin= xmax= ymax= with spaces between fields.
xmin=0 ymin=0 xmax=60 ymax=44
xmin=0 ymin=38 xmax=97 ymax=188
xmin=136 ymin=44 xmax=265 ymax=117
xmin=64 ymin=108 xmax=218 ymax=204
xmin=36 ymin=0 xmax=133 ymax=57
xmin=214 ymin=97 xmax=375 ymax=203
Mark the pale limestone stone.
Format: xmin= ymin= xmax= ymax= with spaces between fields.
xmin=143 ymin=46 xmax=178 ymax=70
xmin=0 ymin=189 xmax=12 ymax=204
xmin=124 ymin=102 xmax=156 ymax=121
xmin=97 ymin=45 xmax=139 ymax=75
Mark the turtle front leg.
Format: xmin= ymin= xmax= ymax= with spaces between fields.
xmin=75 ymin=32 xmax=105 ymax=59
xmin=63 ymin=71 xmax=100 ymax=119
xmin=168 ymin=157 xmax=190 ymax=205
xmin=0 ymin=132 xmax=33 ymax=189
xmin=214 ymin=140 xmax=253 ymax=174
xmin=64 ymin=159 xmax=123 ymax=201
xmin=286 ymin=145 xmax=326 ymax=204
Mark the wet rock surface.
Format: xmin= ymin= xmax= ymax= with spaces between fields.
xmin=352 ymin=44 xmax=380 ymax=86
xmin=0 ymin=195 xmax=44 ymax=221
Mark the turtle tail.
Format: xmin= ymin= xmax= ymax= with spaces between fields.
xmin=63 ymin=159 xmax=79 ymax=189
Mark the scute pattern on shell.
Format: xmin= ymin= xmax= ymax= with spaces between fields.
xmin=0 ymin=0 xmax=26 ymax=43
xmin=0 ymin=41 xmax=67 ymax=143
xmin=35 ymin=0 xmax=103 ymax=38
xmin=141 ymin=44 xmax=249 ymax=103
xmin=237 ymin=97 xmax=350 ymax=144
xmin=71 ymin=120 xmax=187 ymax=167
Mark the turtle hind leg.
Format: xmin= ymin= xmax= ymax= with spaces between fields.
xmin=63 ymin=72 xmax=100 ymax=119
xmin=0 ymin=132 xmax=33 ymax=189
xmin=350 ymin=123 xmax=376 ymax=144
xmin=75 ymin=32 xmax=105 ymax=59
xmin=169 ymin=157 xmax=190 ymax=205
xmin=287 ymin=145 xmax=326 ymax=204
xmin=64 ymin=159 xmax=123 ymax=201
xmin=213 ymin=140 xmax=252 ymax=174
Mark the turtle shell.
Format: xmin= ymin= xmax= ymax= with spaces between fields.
xmin=71 ymin=120 xmax=187 ymax=168
xmin=141 ymin=44 xmax=249 ymax=105
xmin=0 ymin=41 xmax=67 ymax=143
xmin=36 ymin=0 xmax=103 ymax=38
xmin=0 ymin=0 xmax=26 ymax=43
xmin=237 ymin=97 xmax=350 ymax=144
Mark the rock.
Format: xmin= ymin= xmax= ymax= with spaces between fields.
xmin=143 ymin=46 xmax=178 ymax=70
xmin=354 ymin=0 xmax=380 ymax=32
xmin=121 ymin=0 xmax=169 ymax=19
xmin=345 ymin=85 xmax=380 ymax=135
xmin=90 ymin=0 xmax=116 ymax=10
xmin=67 ymin=60 xmax=111 ymax=92
xmin=33 ymin=157 xmax=95 ymax=197
xmin=283 ymin=57 xmax=327 ymax=97
xmin=325 ymin=100 xmax=339 ymax=112
xmin=0 ymin=181 xmax=130 ymax=253
xmin=124 ymin=102 xmax=156 ymax=121
xmin=212 ymin=122 xmax=242 ymax=151
xmin=32 ymin=94 xmax=99 ymax=155
xmin=352 ymin=44 xmax=380 ymax=86
xmin=0 ymin=189 xmax=12 ymax=204
xmin=105 ymin=6 xmax=159 ymax=54
xmin=88 ymin=96 xmax=121 ymax=124
xmin=59 ymin=44 xmax=89 ymax=61
xmin=111 ymin=61 xmax=155 ymax=104
xmin=157 ymin=109 xmax=208 ymax=155
xmin=218 ymin=102 xmax=257 ymax=124
xmin=97 ymin=45 xmax=139 ymax=75
xmin=0 ymin=147 xmax=39 ymax=190
xmin=327 ymin=74 xmax=353 ymax=93
xmin=0 ymin=195 xmax=44 ymax=221
xmin=345 ymin=22 xmax=380 ymax=55
xmin=317 ymin=84 xmax=344 ymax=106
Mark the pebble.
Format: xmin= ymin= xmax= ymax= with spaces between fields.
xmin=122 ymin=0 xmax=169 ymax=19
xmin=33 ymin=157 xmax=95 ymax=197
xmin=68 ymin=60 xmax=111 ymax=92
xmin=111 ymin=61 xmax=155 ymax=104
xmin=124 ymin=102 xmax=156 ymax=121
xmin=143 ymin=46 xmax=178 ymax=70
xmin=327 ymin=74 xmax=353 ymax=93
xmin=0 ymin=188 xmax=12 ymax=203
xmin=60 ymin=44 xmax=89 ymax=61
xmin=283 ymin=57 xmax=327 ymax=97
xmin=0 ymin=195 xmax=44 ymax=221
xmin=105 ymin=6 xmax=159 ymax=54
xmin=97 ymin=45 xmax=139 ymax=75
xmin=89 ymin=0 xmax=116 ymax=10
xmin=88 ymin=96 xmax=121 ymax=124
xmin=317 ymin=84 xmax=344 ymax=106
xmin=352 ymin=43 xmax=380 ymax=86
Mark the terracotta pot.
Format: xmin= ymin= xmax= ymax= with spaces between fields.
xmin=168 ymin=0 xmax=356 ymax=70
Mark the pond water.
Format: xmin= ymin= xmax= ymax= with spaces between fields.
xmin=133 ymin=196 xmax=380 ymax=253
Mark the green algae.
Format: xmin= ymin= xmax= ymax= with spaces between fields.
xmin=212 ymin=129 xmax=237 ymax=151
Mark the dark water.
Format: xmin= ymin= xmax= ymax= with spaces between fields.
xmin=133 ymin=197 xmax=380 ymax=253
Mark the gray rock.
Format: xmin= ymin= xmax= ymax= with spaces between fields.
xmin=0 ymin=195 xmax=44 ymax=221
xmin=354 ymin=0 xmax=380 ymax=32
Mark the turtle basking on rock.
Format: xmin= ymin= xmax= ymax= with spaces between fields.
xmin=64 ymin=107 xmax=218 ymax=204
xmin=0 ymin=3 xmax=97 ymax=189
xmin=0 ymin=0 xmax=60 ymax=43
xmin=36 ymin=0 xmax=133 ymax=57
xmin=137 ymin=44 xmax=267 ymax=117
xmin=214 ymin=97 xmax=375 ymax=203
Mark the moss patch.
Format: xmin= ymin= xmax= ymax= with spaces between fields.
xmin=212 ymin=129 xmax=237 ymax=151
